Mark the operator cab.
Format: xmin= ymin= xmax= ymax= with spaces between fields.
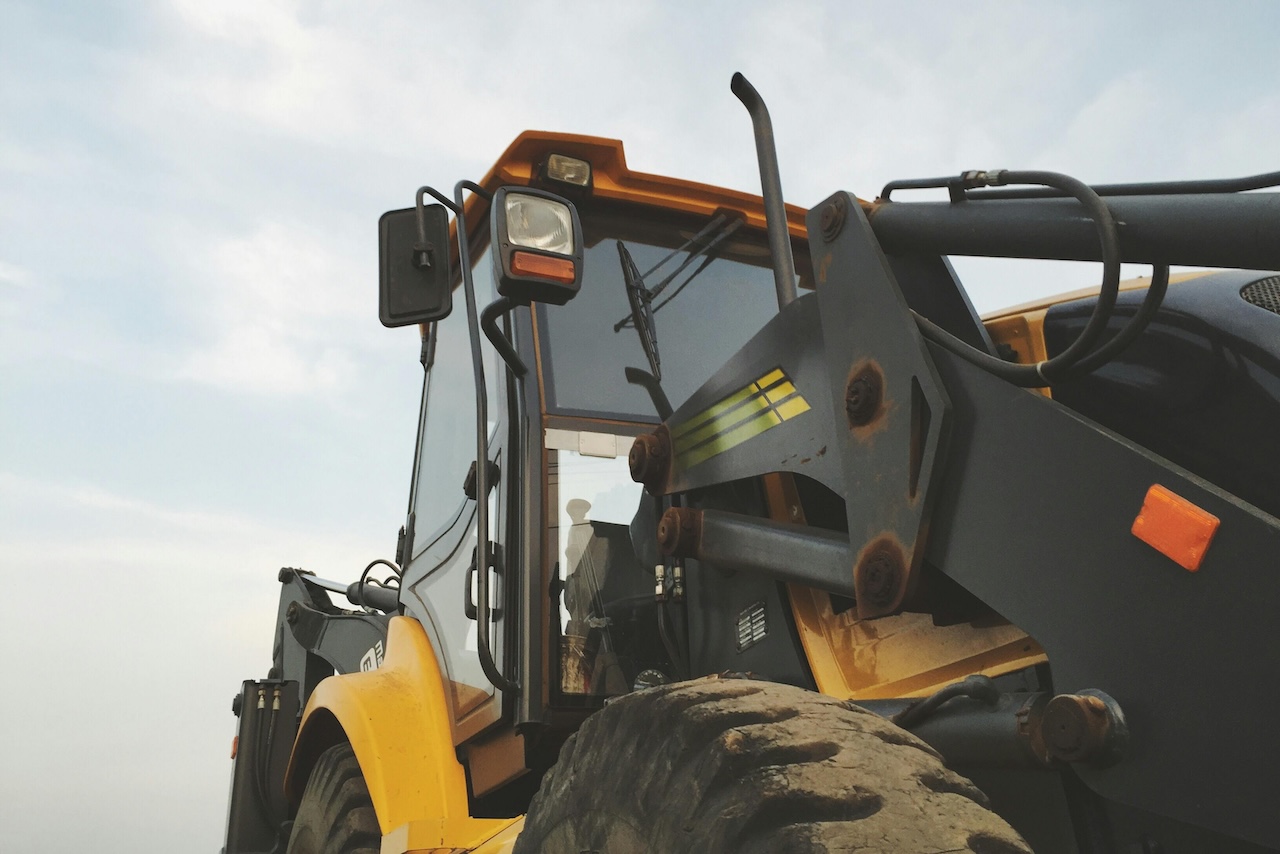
xmin=535 ymin=199 xmax=814 ymax=700
xmin=382 ymin=135 xmax=818 ymax=745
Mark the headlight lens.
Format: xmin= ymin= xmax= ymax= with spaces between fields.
xmin=505 ymin=194 xmax=575 ymax=255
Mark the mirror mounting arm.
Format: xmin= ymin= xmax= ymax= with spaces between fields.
xmin=481 ymin=297 xmax=527 ymax=378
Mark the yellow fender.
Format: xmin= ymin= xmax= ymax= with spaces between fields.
xmin=285 ymin=616 xmax=516 ymax=851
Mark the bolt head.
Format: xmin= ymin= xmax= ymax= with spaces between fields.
xmin=1043 ymin=694 xmax=1111 ymax=763
xmin=820 ymin=196 xmax=848 ymax=242
xmin=862 ymin=550 xmax=899 ymax=608
xmin=629 ymin=430 xmax=670 ymax=490
xmin=845 ymin=366 xmax=883 ymax=427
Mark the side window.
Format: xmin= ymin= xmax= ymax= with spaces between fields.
xmin=410 ymin=247 xmax=501 ymax=556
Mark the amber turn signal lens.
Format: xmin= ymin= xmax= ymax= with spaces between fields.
xmin=511 ymin=251 xmax=576 ymax=284
xmin=1131 ymin=483 xmax=1220 ymax=571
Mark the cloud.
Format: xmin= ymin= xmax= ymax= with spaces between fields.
xmin=0 ymin=470 xmax=387 ymax=851
xmin=167 ymin=220 xmax=365 ymax=394
xmin=0 ymin=260 xmax=36 ymax=327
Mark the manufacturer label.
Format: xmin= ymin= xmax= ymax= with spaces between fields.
xmin=360 ymin=640 xmax=385 ymax=672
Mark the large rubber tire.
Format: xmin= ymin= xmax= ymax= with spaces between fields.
xmin=286 ymin=743 xmax=381 ymax=854
xmin=514 ymin=676 xmax=1032 ymax=854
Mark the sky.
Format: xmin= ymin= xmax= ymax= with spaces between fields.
xmin=2 ymin=1 xmax=1278 ymax=850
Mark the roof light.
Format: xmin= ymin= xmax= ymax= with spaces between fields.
xmin=545 ymin=154 xmax=591 ymax=187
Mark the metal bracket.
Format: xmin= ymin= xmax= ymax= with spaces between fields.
xmin=809 ymin=192 xmax=952 ymax=618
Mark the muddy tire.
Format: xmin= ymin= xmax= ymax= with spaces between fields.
xmin=514 ymin=676 xmax=1031 ymax=854
xmin=286 ymin=743 xmax=381 ymax=854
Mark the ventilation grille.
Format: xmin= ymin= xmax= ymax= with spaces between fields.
xmin=736 ymin=601 xmax=768 ymax=652
xmin=1242 ymin=275 xmax=1280 ymax=315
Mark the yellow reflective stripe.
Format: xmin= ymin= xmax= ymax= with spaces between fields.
xmin=668 ymin=367 xmax=812 ymax=471
xmin=678 ymin=409 xmax=782 ymax=468
xmin=763 ymin=381 xmax=797 ymax=405
xmin=670 ymin=383 xmax=757 ymax=440
xmin=774 ymin=395 xmax=811 ymax=421
xmin=673 ymin=391 xmax=772 ymax=454
xmin=756 ymin=367 xmax=786 ymax=388
xmin=671 ymin=368 xmax=788 ymax=441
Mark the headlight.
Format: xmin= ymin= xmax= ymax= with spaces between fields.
xmin=491 ymin=186 xmax=584 ymax=307
xmin=505 ymin=194 xmax=575 ymax=254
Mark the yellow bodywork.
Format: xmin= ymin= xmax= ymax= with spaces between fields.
xmin=286 ymin=617 xmax=516 ymax=853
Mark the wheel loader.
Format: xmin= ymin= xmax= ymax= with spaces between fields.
xmin=221 ymin=75 xmax=1280 ymax=853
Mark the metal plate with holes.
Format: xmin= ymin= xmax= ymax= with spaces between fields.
xmin=1241 ymin=274 xmax=1280 ymax=315
xmin=808 ymin=193 xmax=952 ymax=619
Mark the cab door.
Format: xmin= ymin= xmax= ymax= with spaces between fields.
xmin=399 ymin=248 xmax=512 ymax=743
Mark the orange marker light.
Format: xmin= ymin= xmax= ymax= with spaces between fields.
xmin=230 ymin=735 xmax=238 ymax=759
xmin=511 ymin=251 xmax=576 ymax=283
xmin=1131 ymin=484 xmax=1220 ymax=571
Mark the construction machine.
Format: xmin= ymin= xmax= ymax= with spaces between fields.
xmin=222 ymin=75 xmax=1280 ymax=853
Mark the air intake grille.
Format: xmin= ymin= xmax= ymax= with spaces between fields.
xmin=1242 ymin=275 xmax=1280 ymax=315
xmin=736 ymin=601 xmax=768 ymax=652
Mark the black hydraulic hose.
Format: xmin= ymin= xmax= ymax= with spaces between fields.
xmin=249 ymin=687 xmax=272 ymax=819
xmin=731 ymin=72 xmax=798 ymax=310
xmin=892 ymin=675 xmax=999 ymax=730
xmin=259 ymin=686 xmax=280 ymax=814
xmin=657 ymin=600 xmax=686 ymax=681
xmin=359 ymin=557 xmax=400 ymax=585
xmin=453 ymin=180 xmax=518 ymax=695
xmin=1059 ymin=264 xmax=1170 ymax=379
xmin=913 ymin=170 xmax=1123 ymax=387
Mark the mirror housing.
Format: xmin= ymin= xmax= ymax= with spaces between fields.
xmin=378 ymin=204 xmax=453 ymax=327
xmin=490 ymin=186 xmax=584 ymax=306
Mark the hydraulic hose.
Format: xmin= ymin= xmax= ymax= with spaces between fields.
xmin=913 ymin=170 xmax=1123 ymax=387
xmin=1059 ymin=264 xmax=1170 ymax=379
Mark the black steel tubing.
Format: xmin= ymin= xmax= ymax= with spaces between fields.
xmin=731 ymin=72 xmax=798 ymax=310
xmin=868 ymin=192 xmax=1280 ymax=270
xmin=969 ymin=170 xmax=1280 ymax=200
xmin=480 ymin=296 xmax=527 ymax=378
xmin=685 ymin=508 xmax=856 ymax=597
xmin=454 ymin=180 xmax=517 ymax=695
xmin=346 ymin=581 xmax=400 ymax=613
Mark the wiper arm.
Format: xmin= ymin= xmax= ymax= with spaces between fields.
xmin=612 ymin=213 xmax=745 ymax=332
xmin=643 ymin=213 xmax=744 ymax=299
xmin=617 ymin=240 xmax=662 ymax=380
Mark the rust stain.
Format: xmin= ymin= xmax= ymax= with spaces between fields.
xmin=853 ymin=533 xmax=910 ymax=619
xmin=845 ymin=359 xmax=892 ymax=443
xmin=818 ymin=251 xmax=833 ymax=284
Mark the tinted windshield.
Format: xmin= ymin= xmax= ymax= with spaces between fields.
xmin=538 ymin=203 xmax=808 ymax=421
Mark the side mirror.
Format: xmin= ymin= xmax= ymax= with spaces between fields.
xmin=378 ymin=204 xmax=453 ymax=327
xmin=490 ymin=186 xmax=584 ymax=306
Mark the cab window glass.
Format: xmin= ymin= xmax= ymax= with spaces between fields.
xmin=411 ymin=247 xmax=501 ymax=556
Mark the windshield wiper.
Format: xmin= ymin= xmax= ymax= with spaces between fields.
xmin=612 ymin=212 xmax=746 ymax=335
xmin=617 ymin=240 xmax=662 ymax=380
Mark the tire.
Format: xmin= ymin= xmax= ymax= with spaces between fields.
xmin=514 ymin=676 xmax=1031 ymax=854
xmin=286 ymin=743 xmax=381 ymax=854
